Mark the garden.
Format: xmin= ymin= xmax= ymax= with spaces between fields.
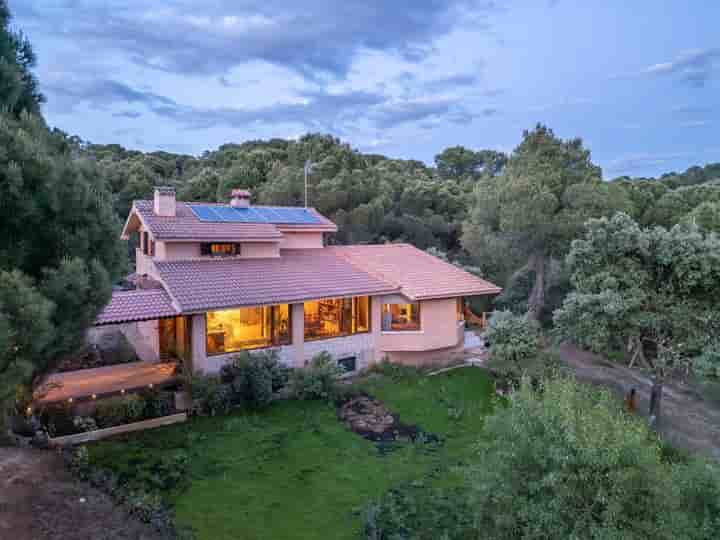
xmin=83 ymin=354 xmax=496 ymax=540
xmin=70 ymin=330 xmax=720 ymax=540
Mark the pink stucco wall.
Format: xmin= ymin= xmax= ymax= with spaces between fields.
xmin=378 ymin=298 xmax=462 ymax=353
xmin=278 ymin=231 xmax=324 ymax=249
xmin=241 ymin=242 xmax=280 ymax=258
xmin=158 ymin=242 xmax=201 ymax=260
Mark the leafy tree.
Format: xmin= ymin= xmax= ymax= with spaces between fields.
xmin=463 ymin=124 xmax=629 ymax=321
xmin=470 ymin=376 xmax=720 ymax=540
xmin=681 ymin=200 xmax=720 ymax=233
xmin=0 ymin=0 xmax=43 ymax=115
xmin=434 ymin=145 xmax=507 ymax=179
xmin=554 ymin=213 xmax=720 ymax=419
xmin=484 ymin=310 xmax=539 ymax=364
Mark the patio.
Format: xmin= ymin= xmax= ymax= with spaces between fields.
xmin=34 ymin=361 xmax=179 ymax=404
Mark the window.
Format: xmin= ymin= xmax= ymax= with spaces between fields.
xmin=304 ymin=296 xmax=370 ymax=341
xmin=201 ymin=243 xmax=241 ymax=257
xmin=382 ymin=303 xmax=421 ymax=331
xmin=206 ymin=304 xmax=290 ymax=355
xmin=141 ymin=232 xmax=155 ymax=256
xmin=457 ymin=297 xmax=465 ymax=322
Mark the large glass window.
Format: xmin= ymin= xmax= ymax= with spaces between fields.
xmin=206 ymin=304 xmax=290 ymax=355
xmin=304 ymin=297 xmax=370 ymax=341
xmin=382 ymin=303 xmax=421 ymax=331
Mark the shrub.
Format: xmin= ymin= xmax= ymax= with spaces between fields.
xmin=141 ymin=389 xmax=175 ymax=418
xmin=40 ymin=403 xmax=80 ymax=437
xmin=469 ymin=376 xmax=720 ymax=540
xmin=484 ymin=310 xmax=539 ymax=367
xmin=73 ymin=416 xmax=98 ymax=432
xmin=95 ymin=394 xmax=145 ymax=428
xmin=289 ymin=352 xmax=344 ymax=401
xmin=221 ymin=350 xmax=290 ymax=409
xmin=189 ymin=374 xmax=233 ymax=416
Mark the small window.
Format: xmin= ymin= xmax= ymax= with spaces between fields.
xmin=457 ymin=297 xmax=465 ymax=322
xmin=142 ymin=231 xmax=150 ymax=255
xmin=382 ymin=303 xmax=421 ymax=331
xmin=201 ymin=243 xmax=241 ymax=257
xmin=337 ymin=356 xmax=357 ymax=372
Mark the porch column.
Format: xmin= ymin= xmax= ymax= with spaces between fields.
xmin=191 ymin=313 xmax=207 ymax=373
xmin=371 ymin=296 xmax=382 ymax=363
xmin=291 ymin=303 xmax=305 ymax=368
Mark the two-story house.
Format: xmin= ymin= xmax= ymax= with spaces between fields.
xmin=94 ymin=187 xmax=501 ymax=375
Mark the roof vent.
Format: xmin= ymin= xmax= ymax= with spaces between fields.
xmin=154 ymin=186 xmax=176 ymax=217
xmin=230 ymin=189 xmax=251 ymax=208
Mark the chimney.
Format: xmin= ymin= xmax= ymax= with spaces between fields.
xmin=153 ymin=186 xmax=176 ymax=216
xmin=230 ymin=189 xmax=251 ymax=208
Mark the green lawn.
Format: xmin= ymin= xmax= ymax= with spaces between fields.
xmin=89 ymin=367 xmax=495 ymax=540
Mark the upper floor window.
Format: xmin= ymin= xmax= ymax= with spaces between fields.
xmin=304 ymin=296 xmax=370 ymax=341
xmin=201 ymin=243 xmax=241 ymax=257
xmin=382 ymin=303 xmax=421 ymax=331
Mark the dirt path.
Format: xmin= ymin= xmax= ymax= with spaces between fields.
xmin=0 ymin=446 xmax=163 ymax=540
xmin=559 ymin=343 xmax=720 ymax=458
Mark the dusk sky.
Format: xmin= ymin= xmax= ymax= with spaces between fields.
xmin=12 ymin=1 xmax=720 ymax=178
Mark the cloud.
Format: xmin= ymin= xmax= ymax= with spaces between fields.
xmin=640 ymin=48 xmax=720 ymax=87
xmin=605 ymin=152 xmax=690 ymax=174
xmin=18 ymin=0 xmax=498 ymax=81
xmin=112 ymin=111 xmax=142 ymax=119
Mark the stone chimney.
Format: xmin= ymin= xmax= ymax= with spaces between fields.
xmin=230 ymin=189 xmax=251 ymax=208
xmin=153 ymin=186 xmax=176 ymax=216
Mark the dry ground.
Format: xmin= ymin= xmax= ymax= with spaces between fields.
xmin=0 ymin=446 xmax=162 ymax=540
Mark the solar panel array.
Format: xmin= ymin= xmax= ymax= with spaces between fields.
xmin=188 ymin=204 xmax=321 ymax=225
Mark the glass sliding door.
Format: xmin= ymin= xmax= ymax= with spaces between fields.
xmin=304 ymin=296 xmax=370 ymax=341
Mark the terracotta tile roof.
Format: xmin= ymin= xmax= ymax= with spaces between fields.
xmin=132 ymin=200 xmax=336 ymax=242
xmin=95 ymin=289 xmax=179 ymax=325
xmin=155 ymin=249 xmax=399 ymax=312
xmin=133 ymin=200 xmax=284 ymax=242
xmin=329 ymin=244 xmax=501 ymax=300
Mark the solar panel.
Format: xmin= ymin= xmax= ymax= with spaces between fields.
xmin=189 ymin=204 xmax=321 ymax=225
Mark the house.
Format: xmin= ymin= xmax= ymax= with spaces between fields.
xmin=91 ymin=187 xmax=500 ymax=378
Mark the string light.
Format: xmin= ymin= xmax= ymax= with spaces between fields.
xmin=67 ymin=397 xmax=73 ymax=403
xmin=91 ymin=394 xmax=97 ymax=400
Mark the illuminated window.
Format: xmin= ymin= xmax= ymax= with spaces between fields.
xmin=304 ymin=297 xmax=370 ymax=341
xmin=457 ymin=297 xmax=465 ymax=322
xmin=381 ymin=303 xmax=421 ymax=331
xmin=201 ymin=243 xmax=241 ymax=256
xmin=206 ymin=304 xmax=290 ymax=355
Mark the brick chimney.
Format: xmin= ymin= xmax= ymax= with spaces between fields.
xmin=230 ymin=189 xmax=251 ymax=208
xmin=153 ymin=186 xmax=176 ymax=216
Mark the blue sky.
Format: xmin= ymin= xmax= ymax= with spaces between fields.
xmin=11 ymin=1 xmax=720 ymax=178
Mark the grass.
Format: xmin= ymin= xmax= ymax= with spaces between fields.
xmin=88 ymin=367 xmax=495 ymax=540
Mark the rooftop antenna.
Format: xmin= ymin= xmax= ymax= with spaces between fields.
xmin=303 ymin=158 xmax=316 ymax=208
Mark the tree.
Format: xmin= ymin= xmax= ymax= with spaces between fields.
xmin=554 ymin=213 xmax=720 ymax=422
xmin=483 ymin=310 xmax=539 ymax=365
xmin=434 ymin=145 xmax=506 ymax=179
xmin=462 ymin=124 xmax=630 ymax=321
xmin=0 ymin=0 xmax=43 ymax=115
xmin=470 ymin=376 xmax=720 ymax=539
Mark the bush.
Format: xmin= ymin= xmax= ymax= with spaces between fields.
xmin=363 ymin=484 xmax=474 ymax=540
xmin=95 ymin=394 xmax=145 ymax=428
xmin=141 ymin=389 xmax=175 ymax=418
xmin=189 ymin=374 xmax=233 ymax=416
xmin=289 ymin=352 xmax=344 ymax=401
xmin=220 ymin=350 xmax=289 ymax=409
xmin=469 ymin=376 xmax=720 ymax=540
xmin=39 ymin=403 xmax=80 ymax=437
xmin=73 ymin=416 xmax=98 ymax=432
xmin=484 ymin=310 xmax=539 ymax=367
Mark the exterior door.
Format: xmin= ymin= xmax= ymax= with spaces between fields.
xmin=158 ymin=318 xmax=176 ymax=360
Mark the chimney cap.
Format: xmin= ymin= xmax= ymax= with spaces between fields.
xmin=155 ymin=186 xmax=176 ymax=194
xmin=231 ymin=189 xmax=251 ymax=198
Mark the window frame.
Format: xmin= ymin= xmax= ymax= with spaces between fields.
xmin=201 ymin=243 xmax=242 ymax=257
xmin=381 ymin=302 xmax=422 ymax=332
xmin=205 ymin=303 xmax=292 ymax=356
xmin=303 ymin=296 xmax=371 ymax=342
